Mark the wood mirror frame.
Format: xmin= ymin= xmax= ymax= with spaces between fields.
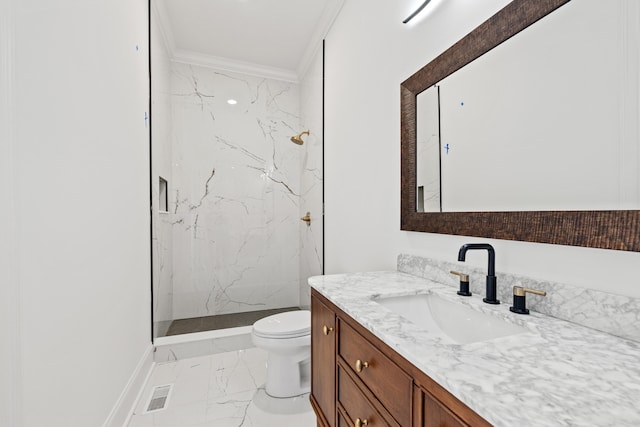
xmin=400 ymin=0 xmax=640 ymax=252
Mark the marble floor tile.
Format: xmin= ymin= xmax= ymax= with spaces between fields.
xmin=128 ymin=347 xmax=316 ymax=427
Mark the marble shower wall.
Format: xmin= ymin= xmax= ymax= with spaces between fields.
xmin=165 ymin=62 xmax=302 ymax=320
xmin=298 ymin=45 xmax=325 ymax=309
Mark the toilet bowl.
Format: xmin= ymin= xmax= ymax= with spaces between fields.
xmin=251 ymin=310 xmax=311 ymax=398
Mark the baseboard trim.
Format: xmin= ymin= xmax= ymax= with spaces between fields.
xmin=103 ymin=344 xmax=155 ymax=427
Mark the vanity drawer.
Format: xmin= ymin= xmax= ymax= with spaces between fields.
xmin=338 ymin=320 xmax=412 ymax=426
xmin=338 ymin=365 xmax=397 ymax=427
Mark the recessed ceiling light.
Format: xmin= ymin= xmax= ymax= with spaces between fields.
xmin=227 ymin=99 xmax=238 ymax=105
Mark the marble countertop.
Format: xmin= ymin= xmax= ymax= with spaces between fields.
xmin=309 ymin=271 xmax=640 ymax=427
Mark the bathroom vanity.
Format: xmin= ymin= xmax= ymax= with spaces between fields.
xmin=309 ymin=256 xmax=640 ymax=427
xmin=311 ymin=289 xmax=489 ymax=427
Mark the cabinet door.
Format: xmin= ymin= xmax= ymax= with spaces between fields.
xmin=420 ymin=390 xmax=468 ymax=427
xmin=312 ymin=294 xmax=337 ymax=427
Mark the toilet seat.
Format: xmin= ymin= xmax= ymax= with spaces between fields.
xmin=252 ymin=310 xmax=310 ymax=339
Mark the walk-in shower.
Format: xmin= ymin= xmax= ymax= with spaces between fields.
xmin=150 ymin=0 xmax=328 ymax=340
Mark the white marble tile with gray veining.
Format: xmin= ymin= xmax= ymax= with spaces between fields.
xmin=309 ymin=265 xmax=640 ymax=427
xmin=166 ymin=63 xmax=302 ymax=319
xmin=129 ymin=348 xmax=316 ymax=426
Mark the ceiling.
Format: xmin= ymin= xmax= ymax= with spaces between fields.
xmin=154 ymin=0 xmax=343 ymax=81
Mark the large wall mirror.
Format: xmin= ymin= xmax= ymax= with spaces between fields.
xmin=401 ymin=0 xmax=640 ymax=251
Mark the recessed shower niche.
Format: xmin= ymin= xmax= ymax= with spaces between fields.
xmin=149 ymin=0 xmax=329 ymax=339
xmin=158 ymin=177 xmax=168 ymax=213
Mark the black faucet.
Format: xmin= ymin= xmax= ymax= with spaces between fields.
xmin=457 ymin=243 xmax=500 ymax=304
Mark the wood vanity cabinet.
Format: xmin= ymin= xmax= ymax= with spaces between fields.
xmin=311 ymin=293 xmax=337 ymax=427
xmin=310 ymin=289 xmax=491 ymax=427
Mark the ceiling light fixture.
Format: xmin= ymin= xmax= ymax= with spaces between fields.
xmin=403 ymin=0 xmax=432 ymax=24
xmin=227 ymin=99 xmax=238 ymax=105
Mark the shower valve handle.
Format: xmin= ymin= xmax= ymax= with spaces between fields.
xmin=301 ymin=212 xmax=311 ymax=226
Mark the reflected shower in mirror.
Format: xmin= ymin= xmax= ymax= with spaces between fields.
xmin=416 ymin=85 xmax=441 ymax=212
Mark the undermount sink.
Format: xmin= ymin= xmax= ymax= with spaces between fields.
xmin=374 ymin=293 xmax=529 ymax=344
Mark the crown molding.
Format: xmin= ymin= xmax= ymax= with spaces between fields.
xmin=171 ymin=49 xmax=299 ymax=82
xmin=152 ymin=0 xmax=345 ymax=83
xmin=296 ymin=0 xmax=345 ymax=80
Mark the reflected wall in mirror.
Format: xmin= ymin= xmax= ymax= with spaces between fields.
xmin=416 ymin=0 xmax=639 ymax=212
xmin=401 ymin=0 xmax=640 ymax=251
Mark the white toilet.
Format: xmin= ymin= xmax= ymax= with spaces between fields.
xmin=251 ymin=310 xmax=311 ymax=398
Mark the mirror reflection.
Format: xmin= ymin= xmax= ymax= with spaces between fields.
xmin=416 ymin=86 xmax=440 ymax=212
xmin=416 ymin=0 xmax=640 ymax=212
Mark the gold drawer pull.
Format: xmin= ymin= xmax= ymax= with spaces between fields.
xmin=355 ymin=359 xmax=369 ymax=372
xmin=322 ymin=325 xmax=334 ymax=335
xmin=355 ymin=418 xmax=368 ymax=427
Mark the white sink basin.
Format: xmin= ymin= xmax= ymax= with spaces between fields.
xmin=374 ymin=293 xmax=528 ymax=344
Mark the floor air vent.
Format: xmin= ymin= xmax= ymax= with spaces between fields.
xmin=145 ymin=384 xmax=173 ymax=413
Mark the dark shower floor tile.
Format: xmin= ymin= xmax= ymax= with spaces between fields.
xmin=164 ymin=306 xmax=301 ymax=336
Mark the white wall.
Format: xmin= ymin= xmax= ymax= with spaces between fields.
xmin=0 ymin=1 xmax=21 ymax=424
xmin=324 ymin=0 xmax=640 ymax=298
xmin=1 ymin=0 xmax=152 ymax=425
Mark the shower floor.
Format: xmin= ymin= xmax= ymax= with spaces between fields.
xmin=164 ymin=306 xmax=301 ymax=336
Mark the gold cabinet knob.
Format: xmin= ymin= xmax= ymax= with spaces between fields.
xmin=355 ymin=418 xmax=368 ymax=427
xmin=322 ymin=325 xmax=334 ymax=335
xmin=355 ymin=359 xmax=369 ymax=372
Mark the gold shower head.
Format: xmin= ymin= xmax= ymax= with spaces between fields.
xmin=291 ymin=130 xmax=310 ymax=145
